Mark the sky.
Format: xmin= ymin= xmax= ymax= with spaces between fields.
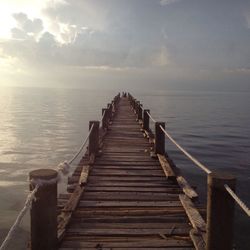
xmin=0 ymin=0 xmax=250 ymax=91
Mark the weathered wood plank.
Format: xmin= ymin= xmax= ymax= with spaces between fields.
xmin=177 ymin=176 xmax=198 ymax=200
xmin=157 ymin=154 xmax=176 ymax=179
xmin=179 ymin=194 xmax=206 ymax=244
xmin=78 ymin=200 xmax=182 ymax=207
xmin=57 ymin=165 xmax=90 ymax=240
xmin=190 ymin=229 xmax=206 ymax=250
xmin=60 ymin=239 xmax=194 ymax=248
xmin=60 ymin=192 xmax=179 ymax=201
xmin=66 ymin=227 xmax=190 ymax=236
xmin=84 ymin=186 xmax=182 ymax=192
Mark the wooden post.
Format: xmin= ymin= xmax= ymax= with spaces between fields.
xmin=143 ymin=109 xmax=150 ymax=131
xmin=136 ymin=101 xmax=140 ymax=115
xmin=206 ymin=172 xmax=236 ymax=250
xmin=106 ymin=104 xmax=111 ymax=121
xmin=29 ymin=169 xmax=58 ymax=250
xmin=132 ymin=99 xmax=136 ymax=111
xmin=155 ymin=122 xmax=165 ymax=154
xmin=89 ymin=121 xmax=100 ymax=155
xmin=102 ymin=108 xmax=108 ymax=130
xmin=138 ymin=104 xmax=143 ymax=120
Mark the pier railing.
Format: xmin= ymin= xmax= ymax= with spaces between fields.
xmin=128 ymin=92 xmax=250 ymax=250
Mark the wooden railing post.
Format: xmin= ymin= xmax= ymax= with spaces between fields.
xmin=102 ymin=108 xmax=108 ymax=130
xmin=143 ymin=109 xmax=150 ymax=131
xmin=89 ymin=121 xmax=100 ymax=155
xmin=135 ymin=101 xmax=140 ymax=115
xmin=29 ymin=169 xmax=58 ymax=250
xmin=206 ymin=172 xmax=236 ymax=250
xmin=155 ymin=122 xmax=165 ymax=154
xmin=138 ymin=104 xmax=143 ymax=120
xmin=107 ymin=103 xmax=112 ymax=121
xmin=132 ymin=99 xmax=136 ymax=111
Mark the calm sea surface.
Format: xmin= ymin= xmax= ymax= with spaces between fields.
xmin=0 ymin=87 xmax=249 ymax=249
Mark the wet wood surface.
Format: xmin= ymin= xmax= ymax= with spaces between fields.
xmin=58 ymin=97 xmax=203 ymax=249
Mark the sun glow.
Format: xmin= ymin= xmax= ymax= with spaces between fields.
xmin=0 ymin=0 xmax=45 ymax=39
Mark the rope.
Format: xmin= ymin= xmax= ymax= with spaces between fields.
xmin=159 ymin=125 xmax=212 ymax=174
xmin=146 ymin=111 xmax=156 ymax=123
xmin=67 ymin=123 xmax=94 ymax=165
xmin=0 ymin=186 xmax=39 ymax=250
xmin=224 ymin=184 xmax=250 ymax=217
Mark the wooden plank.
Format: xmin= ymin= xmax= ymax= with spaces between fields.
xmin=87 ymin=181 xmax=171 ymax=187
xmin=90 ymin=169 xmax=163 ymax=176
xmin=73 ymin=208 xmax=188 ymax=217
xmin=66 ymin=227 xmax=190 ymax=236
xmin=60 ymin=239 xmax=193 ymax=248
xmin=93 ymin=161 xmax=160 ymax=166
xmin=177 ymin=176 xmax=198 ymax=200
xmin=57 ymin=165 xmax=90 ymax=241
xmin=84 ymin=186 xmax=182 ymax=192
xmin=60 ymin=192 xmax=179 ymax=201
xmin=69 ymin=215 xmax=189 ymax=223
xmin=179 ymin=194 xmax=206 ymax=243
xmin=78 ymin=200 xmax=182 ymax=207
xmin=69 ymin=222 xmax=190 ymax=229
xmin=190 ymin=229 xmax=206 ymax=250
xmin=157 ymin=154 xmax=176 ymax=179
xmin=87 ymin=176 xmax=167 ymax=182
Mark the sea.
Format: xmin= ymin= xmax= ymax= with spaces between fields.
xmin=0 ymin=86 xmax=249 ymax=249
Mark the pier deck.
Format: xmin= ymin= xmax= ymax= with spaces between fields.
xmin=58 ymin=97 xmax=204 ymax=249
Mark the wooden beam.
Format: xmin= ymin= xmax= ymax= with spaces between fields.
xmin=57 ymin=165 xmax=90 ymax=241
xmin=177 ymin=176 xmax=198 ymax=200
xmin=179 ymin=194 xmax=206 ymax=244
xmin=157 ymin=154 xmax=176 ymax=180
xmin=190 ymin=228 xmax=206 ymax=250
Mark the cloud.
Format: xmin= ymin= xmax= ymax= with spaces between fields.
xmin=1 ymin=0 xmax=250 ymax=89
xmin=1 ymin=16 xmax=167 ymax=70
xmin=12 ymin=12 xmax=43 ymax=39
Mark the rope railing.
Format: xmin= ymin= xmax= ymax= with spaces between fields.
xmin=159 ymin=125 xmax=212 ymax=174
xmin=0 ymin=123 xmax=95 ymax=250
xmin=67 ymin=123 xmax=94 ymax=165
xmin=146 ymin=111 xmax=157 ymax=123
xmin=224 ymin=184 xmax=250 ymax=217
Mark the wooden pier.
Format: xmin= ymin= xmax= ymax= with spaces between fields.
xmin=29 ymin=93 xmax=237 ymax=250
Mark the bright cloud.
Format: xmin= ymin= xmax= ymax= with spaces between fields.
xmin=0 ymin=0 xmax=250 ymax=89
